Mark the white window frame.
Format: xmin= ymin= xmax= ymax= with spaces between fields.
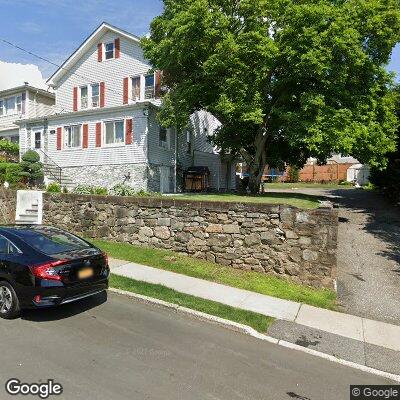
xmin=91 ymin=83 xmax=100 ymax=108
xmin=80 ymin=86 xmax=88 ymax=110
xmin=144 ymin=73 xmax=155 ymax=100
xmin=64 ymin=125 xmax=82 ymax=149
xmin=104 ymin=42 xmax=115 ymax=60
xmin=0 ymin=99 xmax=3 ymax=116
xmin=4 ymin=96 xmax=16 ymax=116
xmin=16 ymin=95 xmax=22 ymax=114
xmin=103 ymin=119 xmax=125 ymax=147
xmin=131 ymin=75 xmax=141 ymax=102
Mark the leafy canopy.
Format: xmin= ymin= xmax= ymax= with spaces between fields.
xmin=142 ymin=0 xmax=400 ymax=170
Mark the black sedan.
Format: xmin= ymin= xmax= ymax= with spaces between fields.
xmin=0 ymin=225 xmax=109 ymax=319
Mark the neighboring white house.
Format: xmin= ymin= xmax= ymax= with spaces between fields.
xmin=0 ymin=84 xmax=54 ymax=143
xmin=17 ymin=22 xmax=235 ymax=193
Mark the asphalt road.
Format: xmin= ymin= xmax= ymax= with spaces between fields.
xmin=0 ymin=292 xmax=394 ymax=400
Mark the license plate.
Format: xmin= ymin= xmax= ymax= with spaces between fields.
xmin=78 ymin=268 xmax=94 ymax=280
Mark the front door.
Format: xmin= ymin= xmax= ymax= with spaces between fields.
xmin=31 ymin=129 xmax=44 ymax=161
xmin=160 ymin=166 xmax=170 ymax=193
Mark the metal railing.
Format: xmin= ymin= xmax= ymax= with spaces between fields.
xmin=37 ymin=149 xmax=63 ymax=184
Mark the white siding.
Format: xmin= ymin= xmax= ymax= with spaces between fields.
xmin=24 ymin=107 xmax=148 ymax=168
xmin=27 ymin=91 xmax=55 ymax=118
xmin=55 ymin=32 xmax=151 ymax=112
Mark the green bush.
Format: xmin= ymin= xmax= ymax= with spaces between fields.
xmin=0 ymin=163 xmax=23 ymax=186
xmin=47 ymin=182 xmax=62 ymax=193
xmin=287 ymin=165 xmax=300 ymax=183
xmin=19 ymin=150 xmax=43 ymax=186
xmin=73 ymin=185 xmax=108 ymax=195
xmin=110 ymin=184 xmax=136 ymax=196
xmin=0 ymin=140 xmax=19 ymax=155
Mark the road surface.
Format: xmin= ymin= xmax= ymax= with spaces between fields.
xmin=0 ymin=292 xmax=393 ymax=400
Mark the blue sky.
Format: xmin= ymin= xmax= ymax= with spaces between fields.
xmin=0 ymin=0 xmax=398 ymax=80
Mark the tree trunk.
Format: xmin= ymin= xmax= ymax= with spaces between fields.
xmin=240 ymin=128 xmax=269 ymax=195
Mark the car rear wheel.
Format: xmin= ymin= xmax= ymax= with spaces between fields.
xmin=0 ymin=282 xmax=20 ymax=319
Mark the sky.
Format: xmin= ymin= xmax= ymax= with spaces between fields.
xmin=0 ymin=0 xmax=398 ymax=89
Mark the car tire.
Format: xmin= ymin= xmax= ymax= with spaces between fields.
xmin=0 ymin=281 xmax=20 ymax=319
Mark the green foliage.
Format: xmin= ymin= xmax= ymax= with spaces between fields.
xmin=110 ymin=183 xmax=136 ymax=196
xmin=287 ymin=166 xmax=300 ymax=183
xmin=73 ymin=185 xmax=108 ymax=195
xmin=143 ymin=0 xmax=400 ymax=192
xmin=19 ymin=150 xmax=43 ymax=186
xmin=0 ymin=163 xmax=23 ymax=186
xmin=0 ymin=140 xmax=19 ymax=156
xmin=46 ymin=182 xmax=62 ymax=193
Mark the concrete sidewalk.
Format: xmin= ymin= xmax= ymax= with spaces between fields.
xmin=109 ymin=258 xmax=400 ymax=374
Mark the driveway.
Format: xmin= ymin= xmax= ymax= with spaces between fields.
xmin=0 ymin=292 xmax=391 ymax=400
xmin=268 ymin=187 xmax=400 ymax=325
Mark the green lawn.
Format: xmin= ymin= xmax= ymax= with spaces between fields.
xmin=170 ymin=192 xmax=321 ymax=209
xmin=263 ymin=182 xmax=354 ymax=190
xmin=110 ymin=274 xmax=274 ymax=333
xmin=92 ymin=240 xmax=337 ymax=310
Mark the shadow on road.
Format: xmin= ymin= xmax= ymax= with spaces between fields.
xmin=21 ymin=291 xmax=108 ymax=322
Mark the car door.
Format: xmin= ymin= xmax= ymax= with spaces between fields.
xmin=0 ymin=235 xmax=21 ymax=282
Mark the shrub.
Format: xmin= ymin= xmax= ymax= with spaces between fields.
xmin=110 ymin=184 xmax=136 ymax=196
xmin=0 ymin=140 xmax=19 ymax=155
xmin=0 ymin=163 xmax=22 ymax=186
xmin=287 ymin=165 xmax=300 ymax=183
xmin=19 ymin=150 xmax=43 ymax=186
xmin=73 ymin=185 xmax=108 ymax=195
xmin=47 ymin=182 xmax=62 ymax=193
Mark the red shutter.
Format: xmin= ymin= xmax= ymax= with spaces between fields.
xmin=126 ymin=118 xmax=133 ymax=145
xmin=56 ymin=127 xmax=62 ymax=150
xmin=155 ymin=70 xmax=162 ymax=98
xmin=73 ymin=87 xmax=78 ymax=111
xmin=123 ymin=77 xmax=129 ymax=104
xmin=115 ymin=38 xmax=120 ymax=58
xmin=97 ymin=43 xmax=103 ymax=62
xmin=82 ymin=124 xmax=89 ymax=149
xmin=95 ymin=122 xmax=102 ymax=147
xmin=100 ymin=82 xmax=105 ymax=108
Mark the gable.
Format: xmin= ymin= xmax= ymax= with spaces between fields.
xmin=47 ymin=22 xmax=142 ymax=86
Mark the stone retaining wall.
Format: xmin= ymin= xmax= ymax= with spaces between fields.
xmin=43 ymin=194 xmax=338 ymax=288
xmin=0 ymin=190 xmax=16 ymax=224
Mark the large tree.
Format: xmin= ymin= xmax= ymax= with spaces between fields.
xmin=142 ymin=0 xmax=400 ymax=193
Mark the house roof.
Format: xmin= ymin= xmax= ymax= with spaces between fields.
xmin=0 ymin=84 xmax=55 ymax=99
xmin=47 ymin=22 xmax=142 ymax=86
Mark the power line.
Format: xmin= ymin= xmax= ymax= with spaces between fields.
xmin=0 ymin=37 xmax=146 ymax=108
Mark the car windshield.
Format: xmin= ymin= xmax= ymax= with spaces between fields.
xmin=16 ymin=227 xmax=91 ymax=255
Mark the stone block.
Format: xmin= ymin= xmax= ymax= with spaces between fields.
xmin=206 ymin=224 xmax=223 ymax=233
xmin=157 ymin=217 xmax=171 ymax=226
xmin=302 ymin=249 xmax=318 ymax=261
xmin=223 ymin=224 xmax=240 ymax=234
xmin=154 ymin=226 xmax=171 ymax=240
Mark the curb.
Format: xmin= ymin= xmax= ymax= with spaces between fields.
xmin=109 ymin=288 xmax=400 ymax=383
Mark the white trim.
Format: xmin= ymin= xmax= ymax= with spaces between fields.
xmin=47 ymin=22 xmax=141 ymax=85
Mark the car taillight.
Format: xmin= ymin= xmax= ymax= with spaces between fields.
xmin=29 ymin=260 xmax=68 ymax=281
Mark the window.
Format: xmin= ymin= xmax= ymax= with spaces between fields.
xmin=105 ymin=42 xmax=115 ymax=60
xmin=159 ymin=127 xmax=168 ymax=149
xmin=144 ymin=74 xmax=155 ymax=99
xmin=186 ymin=130 xmax=192 ymax=154
xmin=0 ymin=235 xmax=19 ymax=255
xmin=132 ymin=76 xmax=141 ymax=100
xmin=5 ymin=97 xmax=16 ymax=115
xmin=91 ymin=84 xmax=99 ymax=108
xmin=16 ymin=96 xmax=22 ymax=113
xmin=14 ymin=227 xmax=91 ymax=256
xmin=0 ymin=100 xmax=3 ymax=116
xmin=34 ymin=131 xmax=42 ymax=149
xmin=64 ymin=125 xmax=82 ymax=148
xmin=80 ymin=86 xmax=88 ymax=109
xmin=104 ymin=120 xmax=124 ymax=145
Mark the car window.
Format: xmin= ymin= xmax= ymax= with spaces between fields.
xmin=0 ymin=235 xmax=20 ymax=255
xmin=17 ymin=228 xmax=91 ymax=256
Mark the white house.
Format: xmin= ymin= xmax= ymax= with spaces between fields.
xmin=0 ymin=84 xmax=54 ymax=143
xmin=17 ymin=22 xmax=236 ymax=193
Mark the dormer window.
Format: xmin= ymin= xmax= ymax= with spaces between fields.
xmin=105 ymin=42 xmax=115 ymax=60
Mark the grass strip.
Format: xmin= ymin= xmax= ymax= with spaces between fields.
xmin=110 ymin=274 xmax=274 ymax=333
